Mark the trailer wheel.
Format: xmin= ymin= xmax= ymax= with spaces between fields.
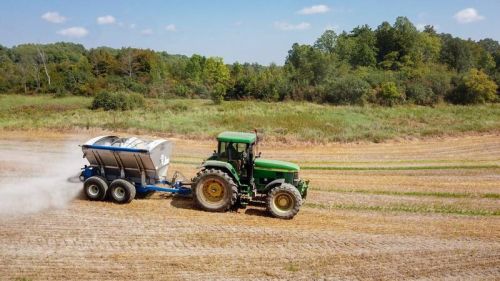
xmin=109 ymin=179 xmax=136 ymax=204
xmin=83 ymin=176 xmax=108 ymax=201
xmin=266 ymin=183 xmax=302 ymax=219
xmin=192 ymin=169 xmax=237 ymax=212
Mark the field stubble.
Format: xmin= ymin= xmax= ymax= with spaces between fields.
xmin=0 ymin=132 xmax=498 ymax=280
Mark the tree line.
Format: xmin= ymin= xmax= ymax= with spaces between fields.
xmin=0 ymin=17 xmax=498 ymax=105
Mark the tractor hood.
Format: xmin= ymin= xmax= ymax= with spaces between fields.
xmin=254 ymin=158 xmax=300 ymax=172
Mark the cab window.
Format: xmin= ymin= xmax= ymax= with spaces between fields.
xmin=236 ymin=143 xmax=247 ymax=154
xmin=219 ymin=142 xmax=247 ymax=160
xmin=219 ymin=141 xmax=228 ymax=158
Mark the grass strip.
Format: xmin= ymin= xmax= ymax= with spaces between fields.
xmin=301 ymin=165 xmax=499 ymax=171
xmin=172 ymin=160 xmax=202 ymax=165
xmin=171 ymin=160 xmax=499 ymax=171
xmin=482 ymin=193 xmax=500 ymax=199
xmin=305 ymin=202 xmax=500 ymax=216
xmin=299 ymin=159 xmax=495 ymax=164
xmin=315 ymin=188 xmax=500 ymax=199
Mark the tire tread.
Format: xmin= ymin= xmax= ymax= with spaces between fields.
xmin=109 ymin=179 xmax=136 ymax=204
xmin=83 ymin=176 xmax=108 ymax=201
xmin=191 ymin=168 xmax=238 ymax=212
xmin=266 ymin=183 xmax=302 ymax=219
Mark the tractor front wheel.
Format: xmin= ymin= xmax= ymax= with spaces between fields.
xmin=109 ymin=179 xmax=136 ymax=204
xmin=266 ymin=184 xmax=302 ymax=219
xmin=192 ymin=169 xmax=238 ymax=212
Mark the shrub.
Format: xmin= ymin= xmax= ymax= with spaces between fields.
xmin=75 ymin=83 xmax=95 ymax=96
xmin=448 ymin=68 xmax=498 ymax=104
xmin=126 ymin=92 xmax=146 ymax=109
xmin=54 ymin=88 xmax=68 ymax=98
xmin=493 ymin=72 xmax=500 ymax=93
xmin=190 ymin=82 xmax=209 ymax=99
xmin=423 ymin=69 xmax=451 ymax=101
xmin=106 ymin=75 xmax=128 ymax=92
xmin=174 ymin=84 xmax=189 ymax=97
xmin=361 ymin=69 xmax=396 ymax=88
xmin=377 ymin=81 xmax=404 ymax=106
xmin=226 ymin=78 xmax=251 ymax=100
xmin=210 ymin=83 xmax=226 ymax=104
xmin=92 ymin=91 xmax=112 ymax=110
xmin=324 ymin=76 xmax=371 ymax=105
xmin=91 ymin=91 xmax=145 ymax=111
xmin=405 ymin=83 xmax=436 ymax=106
xmin=127 ymin=80 xmax=148 ymax=94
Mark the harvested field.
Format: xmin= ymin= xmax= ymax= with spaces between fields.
xmin=0 ymin=132 xmax=499 ymax=280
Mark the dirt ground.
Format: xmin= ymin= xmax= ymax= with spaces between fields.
xmin=0 ymin=131 xmax=499 ymax=280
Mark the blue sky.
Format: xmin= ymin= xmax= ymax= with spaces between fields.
xmin=0 ymin=0 xmax=498 ymax=65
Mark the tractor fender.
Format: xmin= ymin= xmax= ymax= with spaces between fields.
xmin=201 ymin=160 xmax=241 ymax=185
xmin=264 ymin=178 xmax=285 ymax=192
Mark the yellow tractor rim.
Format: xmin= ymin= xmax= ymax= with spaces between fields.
xmin=202 ymin=180 xmax=225 ymax=202
xmin=274 ymin=193 xmax=293 ymax=212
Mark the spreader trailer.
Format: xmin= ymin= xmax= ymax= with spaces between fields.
xmin=80 ymin=132 xmax=309 ymax=219
xmin=80 ymin=136 xmax=191 ymax=204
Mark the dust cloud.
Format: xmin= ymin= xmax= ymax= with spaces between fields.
xmin=0 ymin=139 xmax=85 ymax=216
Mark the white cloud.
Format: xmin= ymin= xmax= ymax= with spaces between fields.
xmin=234 ymin=21 xmax=243 ymax=26
xmin=416 ymin=23 xmax=426 ymax=31
xmin=454 ymin=8 xmax=484 ymax=23
xmin=298 ymin=4 xmax=330 ymax=15
xmin=141 ymin=28 xmax=153 ymax=35
xmin=129 ymin=23 xmax=136 ymax=29
xmin=165 ymin=24 xmax=176 ymax=32
xmin=41 ymin=11 xmax=67 ymax=23
xmin=324 ymin=24 xmax=339 ymax=31
xmin=274 ymin=21 xmax=311 ymax=31
xmin=57 ymin=27 xmax=88 ymax=38
xmin=416 ymin=23 xmax=439 ymax=31
xmin=97 ymin=15 xmax=116 ymax=25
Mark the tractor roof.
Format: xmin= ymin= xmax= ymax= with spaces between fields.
xmin=217 ymin=131 xmax=256 ymax=144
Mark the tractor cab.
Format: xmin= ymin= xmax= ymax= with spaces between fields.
xmin=208 ymin=131 xmax=257 ymax=184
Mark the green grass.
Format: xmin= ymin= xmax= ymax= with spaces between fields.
xmin=284 ymin=263 xmax=300 ymax=272
xmin=315 ymin=188 xmax=500 ymax=199
xmin=1 ymin=94 xmax=499 ymax=142
xmin=171 ymin=160 xmax=499 ymax=171
xmin=305 ymin=202 xmax=500 ymax=216
xmin=301 ymin=165 xmax=500 ymax=170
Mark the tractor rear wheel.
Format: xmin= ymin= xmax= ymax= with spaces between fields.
xmin=109 ymin=179 xmax=136 ymax=204
xmin=192 ymin=169 xmax=238 ymax=212
xmin=83 ymin=176 xmax=108 ymax=201
xmin=266 ymin=184 xmax=302 ymax=219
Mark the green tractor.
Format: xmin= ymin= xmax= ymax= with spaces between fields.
xmin=191 ymin=131 xmax=309 ymax=219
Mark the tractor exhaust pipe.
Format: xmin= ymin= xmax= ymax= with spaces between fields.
xmin=253 ymin=128 xmax=261 ymax=158
xmin=248 ymin=129 xmax=259 ymax=187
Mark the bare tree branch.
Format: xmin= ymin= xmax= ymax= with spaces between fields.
xmin=36 ymin=45 xmax=51 ymax=86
